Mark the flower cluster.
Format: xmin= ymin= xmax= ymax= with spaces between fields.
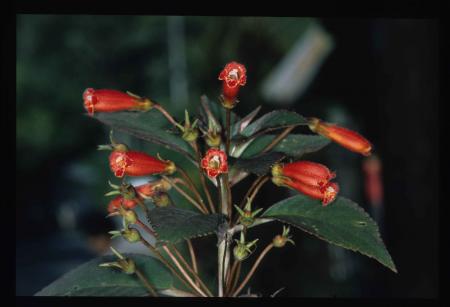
xmin=272 ymin=161 xmax=339 ymax=206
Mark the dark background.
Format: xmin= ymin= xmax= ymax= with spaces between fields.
xmin=15 ymin=16 xmax=440 ymax=297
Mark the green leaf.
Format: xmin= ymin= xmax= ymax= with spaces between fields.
xmin=240 ymin=110 xmax=308 ymax=137
xmin=93 ymin=110 xmax=195 ymax=161
xmin=35 ymin=254 xmax=173 ymax=296
xmin=262 ymin=195 xmax=397 ymax=273
xmin=148 ymin=207 xmax=225 ymax=243
xmin=240 ymin=134 xmax=330 ymax=158
xmin=231 ymin=106 xmax=261 ymax=137
xmin=231 ymin=152 xmax=285 ymax=176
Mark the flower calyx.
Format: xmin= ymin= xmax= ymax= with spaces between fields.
xmin=234 ymin=198 xmax=263 ymax=227
xmin=99 ymin=247 xmax=136 ymax=275
xmin=109 ymin=227 xmax=141 ymax=243
xmin=175 ymin=110 xmax=199 ymax=143
xmin=233 ymin=231 xmax=259 ymax=262
xmin=272 ymin=226 xmax=295 ymax=248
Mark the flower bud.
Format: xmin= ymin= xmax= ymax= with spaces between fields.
xmin=122 ymin=228 xmax=141 ymax=243
xmin=273 ymin=226 xmax=295 ymax=248
xmin=83 ymin=88 xmax=153 ymax=116
xmin=308 ymin=117 xmax=372 ymax=156
xmin=122 ymin=209 xmax=137 ymax=225
xmin=205 ymin=130 xmax=222 ymax=148
xmin=218 ymin=62 xmax=247 ymax=109
xmin=233 ymin=232 xmax=258 ymax=262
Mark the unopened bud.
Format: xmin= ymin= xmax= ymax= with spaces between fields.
xmin=122 ymin=228 xmax=141 ymax=243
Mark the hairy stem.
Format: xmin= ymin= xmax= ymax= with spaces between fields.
xmin=232 ymin=243 xmax=274 ymax=297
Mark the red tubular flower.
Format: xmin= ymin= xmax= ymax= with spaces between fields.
xmin=201 ymin=148 xmax=228 ymax=178
xmin=308 ymin=117 xmax=372 ymax=156
xmin=83 ymin=88 xmax=153 ymax=116
xmin=218 ymin=61 xmax=247 ymax=108
xmin=109 ymin=150 xmax=176 ymax=178
xmin=272 ymin=161 xmax=339 ymax=206
xmin=107 ymin=180 xmax=172 ymax=212
xmin=284 ymin=179 xmax=339 ymax=206
xmin=274 ymin=161 xmax=336 ymax=188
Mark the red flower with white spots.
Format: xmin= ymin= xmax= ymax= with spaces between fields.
xmin=308 ymin=117 xmax=372 ymax=156
xmin=201 ymin=148 xmax=228 ymax=178
xmin=83 ymin=88 xmax=153 ymax=116
xmin=218 ymin=62 xmax=247 ymax=108
xmin=272 ymin=161 xmax=339 ymax=206
xmin=109 ymin=150 xmax=176 ymax=178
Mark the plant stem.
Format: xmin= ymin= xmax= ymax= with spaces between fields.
xmin=261 ymin=125 xmax=295 ymax=153
xmin=169 ymin=243 xmax=213 ymax=297
xmin=135 ymin=268 xmax=158 ymax=297
xmin=139 ymin=238 xmax=197 ymax=296
xmin=217 ymin=175 xmax=231 ymax=297
xmin=161 ymin=175 xmax=208 ymax=214
xmin=225 ymin=108 xmax=231 ymax=155
xmin=136 ymin=219 xmax=157 ymax=237
xmin=162 ymin=245 xmax=208 ymax=297
xmin=186 ymin=240 xmax=199 ymax=278
xmin=229 ymin=261 xmax=241 ymax=295
xmin=191 ymin=141 xmax=216 ymax=213
xmin=232 ymin=243 xmax=274 ymax=297
xmin=154 ymin=104 xmax=180 ymax=128
xmin=177 ymin=166 xmax=209 ymax=213
xmin=232 ymin=175 xmax=269 ymax=226
xmin=225 ymin=260 xmax=239 ymax=295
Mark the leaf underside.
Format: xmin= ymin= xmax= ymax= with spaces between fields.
xmin=262 ymin=195 xmax=397 ymax=273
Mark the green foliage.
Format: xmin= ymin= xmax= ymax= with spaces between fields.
xmin=35 ymin=254 xmax=173 ymax=296
xmin=94 ymin=110 xmax=196 ymax=161
xmin=239 ymin=110 xmax=308 ymax=137
xmin=148 ymin=207 xmax=226 ymax=244
xmin=231 ymin=152 xmax=285 ymax=176
xmin=262 ymin=195 xmax=397 ymax=273
xmin=240 ymin=134 xmax=331 ymax=159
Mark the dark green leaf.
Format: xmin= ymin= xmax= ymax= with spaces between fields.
xmin=262 ymin=195 xmax=397 ymax=273
xmin=240 ymin=110 xmax=308 ymax=137
xmin=231 ymin=106 xmax=261 ymax=136
xmin=148 ymin=207 xmax=225 ymax=243
xmin=35 ymin=254 xmax=173 ymax=296
xmin=240 ymin=134 xmax=330 ymax=158
xmin=93 ymin=110 xmax=195 ymax=161
xmin=231 ymin=152 xmax=285 ymax=176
